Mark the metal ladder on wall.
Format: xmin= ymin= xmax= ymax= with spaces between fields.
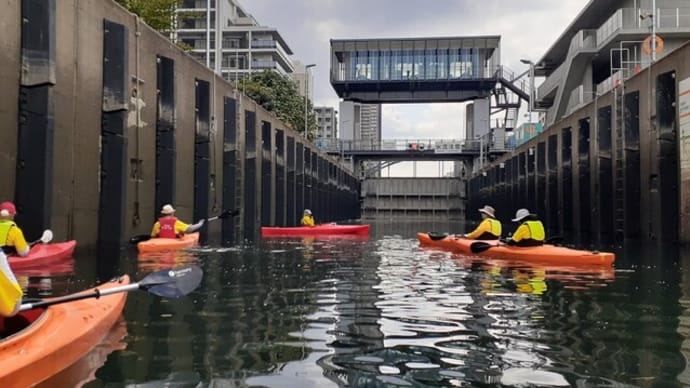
xmin=613 ymin=82 xmax=626 ymax=240
xmin=234 ymin=100 xmax=244 ymax=240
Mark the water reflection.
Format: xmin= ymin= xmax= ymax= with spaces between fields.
xmin=137 ymin=251 xmax=199 ymax=272
xmin=35 ymin=221 xmax=690 ymax=387
xmin=15 ymin=257 xmax=76 ymax=298
xmin=39 ymin=317 xmax=128 ymax=387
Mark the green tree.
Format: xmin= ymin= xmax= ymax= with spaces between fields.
xmin=240 ymin=71 xmax=317 ymax=139
xmin=115 ymin=0 xmax=181 ymax=32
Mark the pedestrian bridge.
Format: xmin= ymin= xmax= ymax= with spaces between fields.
xmin=317 ymin=137 xmax=512 ymax=161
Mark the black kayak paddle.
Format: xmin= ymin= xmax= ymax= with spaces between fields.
xmin=470 ymin=235 xmax=565 ymax=254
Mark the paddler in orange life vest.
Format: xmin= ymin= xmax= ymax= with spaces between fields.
xmin=463 ymin=205 xmax=502 ymax=240
xmin=0 ymin=202 xmax=30 ymax=257
xmin=506 ymin=208 xmax=545 ymax=247
xmin=150 ymin=204 xmax=205 ymax=239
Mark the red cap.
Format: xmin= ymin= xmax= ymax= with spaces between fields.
xmin=0 ymin=202 xmax=16 ymax=216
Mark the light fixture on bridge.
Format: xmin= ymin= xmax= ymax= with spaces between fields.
xmin=499 ymin=162 xmax=505 ymax=169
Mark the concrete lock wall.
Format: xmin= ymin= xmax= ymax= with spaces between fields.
xmin=0 ymin=0 xmax=360 ymax=248
xmin=469 ymin=41 xmax=690 ymax=244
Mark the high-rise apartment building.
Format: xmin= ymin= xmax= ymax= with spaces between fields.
xmin=314 ymin=107 xmax=337 ymax=142
xmin=359 ymin=104 xmax=381 ymax=142
xmin=338 ymin=101 xmax=381 ymax=144
xmin=175 ymin=0 xmax=295 ymax=81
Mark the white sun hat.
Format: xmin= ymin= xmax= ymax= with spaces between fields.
xmin=478 ymin=205 xmax=496 ymax=218
xmin=161 ymin=204 xmax=176 ymax=215
xmin=512 ymin=208 xmax=530 ymax=222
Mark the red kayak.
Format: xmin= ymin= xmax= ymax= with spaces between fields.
xmin=8 ymin=241 xmax=77 ymax=270
xmin=417 ymin=233 xmax=615 ymax=266
xmin=262 ymin=224 xmax=370 ymax=237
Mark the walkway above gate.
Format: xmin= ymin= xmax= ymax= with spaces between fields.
xmin=330 ymin=36 xmax=501 ymax=103
xmin=318 ymin=138 xmax=511 ymax=162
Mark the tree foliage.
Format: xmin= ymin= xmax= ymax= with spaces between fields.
xmin=115 ymin=0 xmax=181 ymax=32
xmin=240 ymin=71 xmax=317 ymax=139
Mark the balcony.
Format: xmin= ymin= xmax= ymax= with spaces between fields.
xmin=179 ymin=0 xmax=215 ymax=9
xmin=251 ymin=40 xmax=277 ymax=49
xmin=252 ymin=60 xmax=277 ymax=70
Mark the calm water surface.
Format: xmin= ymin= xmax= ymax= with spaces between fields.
xmin=27 ymin=221 xmax=690 ymax=387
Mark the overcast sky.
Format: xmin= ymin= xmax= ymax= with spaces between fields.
xmin=246 ymin=0 xmax=590 ymax=175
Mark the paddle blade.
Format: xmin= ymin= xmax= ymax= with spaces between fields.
xmin=428 ymin=232 xmax=449 ymax=241
xmin=139 ymin=265 xmax=203 ymax=298
xmin=218 ymin=209 xmax=240 ymax=220
xmin=129 ymin=234 xmax=152 ymax=244
xmin=40 ymin=229 xmax=53 ymax=244
xmin=470 ymin=242 xmax=495 ymax=254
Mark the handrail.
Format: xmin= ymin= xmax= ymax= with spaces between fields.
xmin=318 ymin=136 xmax=516 ymax=154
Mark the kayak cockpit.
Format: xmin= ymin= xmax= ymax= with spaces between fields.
xmin=0 ymin=308 xmax=44 ymax=339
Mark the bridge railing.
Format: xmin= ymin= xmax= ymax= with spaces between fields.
xmin=316 ymin=135 xmax=518 ymax=154
xmin=317 ymin=138 xmax=486 ymax=153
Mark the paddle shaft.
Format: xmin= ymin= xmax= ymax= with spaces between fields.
xmin=18 ymin=265 xmax=202 ymax=311
xmin=20 ymin=283 xmax=140 ymax=311
xmin=130 ymin=210 xmax=239 ymax=244
xmin=470 ymin=235 xmax=562 ymax=254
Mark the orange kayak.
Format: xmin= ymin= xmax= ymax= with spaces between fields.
xmin=8 ymin=241 xmax=77 ymax=270
xmin=137 ymin=233 xmax=199 ymax=253
xmin=261 ymin=224 xmax=370 ymax=237
xmin=0 ymin=275 xmax=129 ymax=387
xmin=417 ymin=233 xmax=615 ymax=266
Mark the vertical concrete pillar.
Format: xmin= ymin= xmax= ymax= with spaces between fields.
xmin=296 ymin=143 xmax=304 ymax=220
xmin=16 ymin=0 xmax=56 ymax=239
xmin=275 ymin=130 xmax=285 ymax=227
xmin=656 ymin=71 xmax=679 ymax=242
xmin=243 ymin=110 xmax=257 ymax=241
xmin=194 ymin=79 xmax=211 ymax=244
xmin=99 ymin=19 xmax=129 ymax=246
xmin=286 ymin=136 xmax=296 ymax=226
xmin=678 ymin=77 xmax=690 ymax=242
xmin=222 ymin=96 xmax=237 ymax=244
xmin=155 ymin=56 xmax=176 ymax=215
xmin=624 ymin=91 xmax=641 ymax=239
xmin=260 ymin=120 xmax=272 ymax=227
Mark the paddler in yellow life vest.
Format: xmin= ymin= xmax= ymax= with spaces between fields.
xmin=301 ymin=209 xmax=315 ymax=227
xmin=506 ymin=208 xmax=545 ymax=247
xmin=150 ymin=204 xmax=205 ymax=238
xmin=463 ymin=205 xmax=502 ymax=240
xmin=0 ymin=202 xmax=30 ymax=257
xmin=0 ymin=250 xmax=22 ymax=317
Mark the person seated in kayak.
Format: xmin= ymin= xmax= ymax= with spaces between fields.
xmin=0 ymin=250 xmax=22 ymax=318
xmin=506 ymin=208 xmax=545 ymax=247
xmin=0 ymin=202 xmax=29 ymax=257
xmin=463 ymin=205 xmax=502 ymax=240
xmin=150 ymin=204 xmax=205 ymax=239
xmin=301 ymin=209 xmax=315 ymax=227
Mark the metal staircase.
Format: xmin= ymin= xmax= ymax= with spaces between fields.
xmin=492 ymin=65 xmax=531 ymax=131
